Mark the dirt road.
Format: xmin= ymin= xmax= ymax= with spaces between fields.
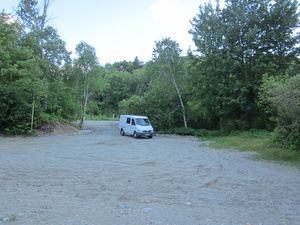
xmin=0 ymin=121 xmax=299 ymax=225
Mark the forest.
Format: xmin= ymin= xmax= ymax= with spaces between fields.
xmin=0 ymin=0 xmax=299 ymax=151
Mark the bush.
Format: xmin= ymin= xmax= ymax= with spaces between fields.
xmin=85 ymin=114 xmax=119 ymax=121
xmin=260 ymin=74 xmax=300 ymax=152
xmin=4 ymin=123 xmax=33 ymax=135
xmin=273 ymin=127 xmax=300 ymax=152
xmin=158 ymin=127 xmax=230 ymax=137
xmin=40 ymin=113 xmax=62 ymax=124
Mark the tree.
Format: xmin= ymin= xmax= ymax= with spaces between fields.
xmin=16 ymin=0 xmax=71 ymax=115
xmin=118 ymin=95 xmax=146 ymax=115
xmin=102 ymin=70 xmax=134 ymax=114
xmin=152 ymin=38 xmax=188 ymax=128
xmin=260 ymin=74 xmax=300 ymax=150
xmin=0 ymin=12 xmax=46 ymax=134
xmin=188 ymin=2 xmax=232 ymax=129
xmin=189 ymin=0 xmax=300 ymax=130
xmin=17 ymin=0 xmax=53 ymax=59
xmin=142 ymin=78 xmax=184 ymax=130
xmin=16 ymin=0 xmax=71 ymax=73
xmin=13 ymin=60 xmax=46 ymax=131
xmin=74 ymin=41 xmax=103 ymax=128
xmin=100 ymin=61 xmax=147 ymax=116
xmin=133 ymin=56 xmax=143 ymax=70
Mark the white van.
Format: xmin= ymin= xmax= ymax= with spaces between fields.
xmin=119 ymin=115 xmax=154 ymax=138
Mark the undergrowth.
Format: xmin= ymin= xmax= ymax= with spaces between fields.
xmin=85 ymin=114 xmax=119 ymax=121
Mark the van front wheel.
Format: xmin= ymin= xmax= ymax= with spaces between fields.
xmin=133 ymin=132 xmax=139 ymax=139
xmin=120 ymin=129 xmax=125 ymax=136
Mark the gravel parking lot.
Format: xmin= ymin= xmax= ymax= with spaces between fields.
xmin=0 ymin=121 xmax=299 ymax=224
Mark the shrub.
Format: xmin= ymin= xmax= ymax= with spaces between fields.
xmin=158 ymin=127 xmax=230 ymax=137
xmin=273 ymin=127 xmax=300 ymax=152
xmin=260 ymin=74 xmax=300 ymax=152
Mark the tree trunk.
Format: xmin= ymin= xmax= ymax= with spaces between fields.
xmin=80 ymin=77 xmax=89 ymax=129
xmin=80 ymin=92 xmax=88 ymax=129
xmin=172 ymin=78 xmax=187 ymax=128
xmin=31 ymin=93 xmax=35 ymax=131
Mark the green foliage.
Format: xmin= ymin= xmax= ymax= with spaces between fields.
xmin=141 ymin=79 xmax=184 ymax=130
xmin=85 ymin=114 xmax=118 ymax=121
xmin=260 ymin=74 xmax=300 ymax=151
xmin=1 ymin=0 xmax=300 ymax=142
xmin=122 ymin=38 xmax=191 ymax=131
xmin=118 ymin=95 xmax=146 ymax=115
xmin=112 ymin=58 xmax=143 ymax=73
xmin=273 ymin=127 xmax=300 ymax=151
xmin=152 ymin=38 xmax=188 ymax=127
xmin=0 ymin=3 xmax=75 ymax=134
xmin=40 ymin=113 xmax=62 ymax=124
xmin=158 ymin=127 xmax=230 ymax=137
xmin=0 ymin=88 xmax=30 ymax=134
xmin=101 ymin=68 xmax=138 ymax=114
xmin=73 ymin=41 xmax=105 ymax=128
xmin=46 ymin=76 xmax=81 ymax=120
xmin=0 ymin=12 xmax=46 ymax=134
xmin=188 ymin=0 xmax=300 ymax=130
xmin=158 ymin=127 xmax=195 ymax=135
xmin=4 ymin=123 xmax=32 ymax=135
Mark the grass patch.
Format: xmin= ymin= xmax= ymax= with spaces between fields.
xmin=0 ymin=214 xmax=17 ymax=222
xmin=199 ymin=130 xmax=300 ymax=168
xmin=10 ymin=214 xmax=17 ymax=221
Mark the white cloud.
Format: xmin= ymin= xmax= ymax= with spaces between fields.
xmin=150 ymin=0 xmax=185 ymax=28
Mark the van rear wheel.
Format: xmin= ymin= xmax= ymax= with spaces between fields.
xmin=120 ymin=129 xmax=125 ymax=136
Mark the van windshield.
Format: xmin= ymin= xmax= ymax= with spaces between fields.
xmin=135 ymin=118 xmax=151 ymax=126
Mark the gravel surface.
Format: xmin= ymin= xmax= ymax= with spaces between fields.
xmin=0 ymin=121 xmax=299 ymax=225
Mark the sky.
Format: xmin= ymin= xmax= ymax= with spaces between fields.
xmin=1 ymin=0 xmax=223 ymax=64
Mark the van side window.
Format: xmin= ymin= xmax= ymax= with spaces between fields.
xmin=131 ymin=119 xmax=136 ymax=125
xmin=126 ymin=118 xmax=130 ymax=124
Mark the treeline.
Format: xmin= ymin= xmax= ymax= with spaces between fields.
xmin=0 ymin=0 xmax=299 ymax=150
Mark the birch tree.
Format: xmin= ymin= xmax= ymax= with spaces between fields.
xmin=152 ymin=38 xmax=188 ymax=127
xmin=74 ymin=41 xmax=103 ymax=128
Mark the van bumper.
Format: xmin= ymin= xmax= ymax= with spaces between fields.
xmin=137 ymin=132 xmax=154 ymax=137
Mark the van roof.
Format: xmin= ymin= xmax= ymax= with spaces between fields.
xmin=121 ymin=115 xmax=148 ymax=119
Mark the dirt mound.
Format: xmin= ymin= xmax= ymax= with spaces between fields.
xmin=36 ymin=121 xmax=80 ymax=136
